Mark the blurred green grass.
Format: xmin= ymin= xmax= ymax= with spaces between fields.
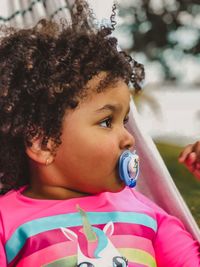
xmin=155 ymin=142 xmax=200 ymax=227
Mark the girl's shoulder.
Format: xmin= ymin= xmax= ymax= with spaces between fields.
xmin=130 ymin=189 xmax=167 ymax=213
xmin=0 ymin=186 xmax=30 ymax=214
xmin=116 ymin=187 xmax=168 ymax=215
xmin=0 ymin=187 xmax=20 ymax=203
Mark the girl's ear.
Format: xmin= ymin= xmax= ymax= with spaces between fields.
xmin=25 ymin=138 xmax=54 ymax=165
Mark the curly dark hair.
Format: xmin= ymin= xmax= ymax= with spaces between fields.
xmin=0 ymin=0 xmax=144 ymax=194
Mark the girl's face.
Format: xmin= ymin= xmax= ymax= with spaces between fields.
xmin=50 ymin=76 xmax=135 ymax=197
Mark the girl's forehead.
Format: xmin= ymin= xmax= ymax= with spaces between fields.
xmin=84 ymin=72 xmax=129 ymax=98
xmin=63 ymin=77 xmax=130 ymax=124
xmin=85 ymin=71 xmax=125 ymax=94
xmin=79 ymin=78 xmax=131 ymax=110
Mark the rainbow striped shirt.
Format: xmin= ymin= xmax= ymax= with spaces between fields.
xmin=0 ymin=187 xmax=199 ymax=266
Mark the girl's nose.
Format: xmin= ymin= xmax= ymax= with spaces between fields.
xmin=119 ymin=128 xmax=135 ymax=150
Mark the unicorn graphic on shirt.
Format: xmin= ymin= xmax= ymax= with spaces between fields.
xmin=60 ymin=206 xmax=128 ymax=267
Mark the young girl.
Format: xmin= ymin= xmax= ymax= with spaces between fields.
xmin=0 ymin=1 xmax=199 ymax=266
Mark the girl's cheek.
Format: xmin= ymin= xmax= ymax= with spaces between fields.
xmin=99 ymin=141 xmax=119 ymax=164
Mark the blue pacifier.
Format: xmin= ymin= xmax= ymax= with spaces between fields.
xmin=119 ymin=150 xmax=139 ymax=188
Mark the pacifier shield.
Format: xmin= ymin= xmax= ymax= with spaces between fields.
xmin=119 ymin=150 xmax=139 ymax=188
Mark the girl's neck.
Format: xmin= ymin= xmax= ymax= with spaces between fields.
xmin=23 ymin=185 xmax=90 ymax=200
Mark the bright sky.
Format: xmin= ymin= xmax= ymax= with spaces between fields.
xmin=88 ymin=0 xmax=114 ymax=20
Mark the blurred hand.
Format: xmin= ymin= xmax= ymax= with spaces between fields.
xmin=178 ymin=141 xmax=200 ymax=180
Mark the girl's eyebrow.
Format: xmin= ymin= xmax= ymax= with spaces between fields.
xmin=95 ymin=104 xmax=122 ymax=113
xmin=95 ymin=104 xmax=130 ymax=114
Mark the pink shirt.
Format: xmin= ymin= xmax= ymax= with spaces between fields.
xmin=0 ymin=187 xmax=199 ymax=266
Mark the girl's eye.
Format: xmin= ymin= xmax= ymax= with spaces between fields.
xmin=99 ymin=117 xmax=112 ymax=128
xmin=123 ymin=116 xmax=129 ymax=125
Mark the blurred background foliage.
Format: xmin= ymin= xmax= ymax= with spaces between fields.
xmin=116 ymin=0 xmax=200 ymax=85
